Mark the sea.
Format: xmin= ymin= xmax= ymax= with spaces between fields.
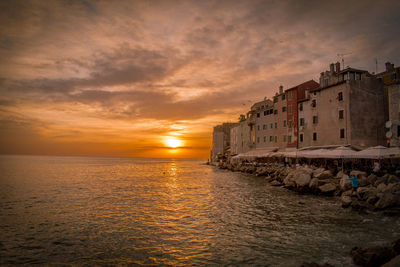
xmin=0 ymin=155 xmax=399 ymax=266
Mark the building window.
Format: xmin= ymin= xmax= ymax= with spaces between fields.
xmin=300 ymin=134 xmax=303 ymax=142
xmin=289 ymin=120 xmax=292 ymax=128
xmin=274 ymin=136 xmax=277 ymax=143
xmin=273 ymin=97 xmax=278 ymax=103
xmin=288 ymin=91 xmax=292 ymax=100
xmin=282 ymin=94 xmax=286 ymax=100
xmin=257 ymin=113 xmax=260 ymax=118
xmin=270 ymin=136 xmax=273 ymax=142
xmin=257 ymin=137 xmax=260 ymax=143
xmin=338 ymin=92 xmax=343 ymax=101
xmin=257 ymin=125 xmax=260 ymax=131
xmin=313 ymin=116 xmax=318 ymax=124
xmin=300 ymin=118 xmax=304 ymax=126
xmin=274 ymin=109 xmax=278 ymax=115
xmin=398 ymin=125 xmax=400 ymax=137
xmin=270 ymin=123 xmax=273 ymax=129
xmin=264 ymin=110 xmax=268 ymax=116
xmin=288 ymin=105 xmax=292 ymax=115
xmin=264 ymin=136 xmax=266 ymax=142
xmin=349 ymin=72 xmax=355 ymax=80
xmin=299 ymin=103 xmax=303 ymax=111
xmin=339 ymin=110 xmax=344 ymax=119
xmin=340 ymin=128 xmax=345 ymax=139
xmin=356 ymin=73 xmax=361 ymax=80
xmin=283 ymin=120 xmax=287 ymax=127
xmin=313 ymin=132 xmax=317 ymax=141
xmin=275 ymin=122 xmax=277 ymax=128
xmin=283 ymin=135 xmax=286 ymax=142
xmin=282 ymin=106 xmax=287 ymax=112
xmin=311 ymin=99 xmax=316 ymax=107
xmin=270 ymin=109 xmax=273 ymax=114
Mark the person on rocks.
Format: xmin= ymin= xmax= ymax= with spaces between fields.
xmin=346 ymin=176 xmax=361 ymax=199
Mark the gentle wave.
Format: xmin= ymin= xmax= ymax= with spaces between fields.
xmin=0 ymin=155 xmax=399 ymax=266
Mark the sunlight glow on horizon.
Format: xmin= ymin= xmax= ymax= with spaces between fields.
xmin=164 ymin=136 xmax=184 ymax=148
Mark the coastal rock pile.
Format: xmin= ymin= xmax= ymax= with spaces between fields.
xmin=220 ymin=162 xmax=400 ymax=213
xmin=350 ymin=238 xmax=400 ymax=266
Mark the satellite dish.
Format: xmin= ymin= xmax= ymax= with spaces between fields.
xmin=385 ymin=121 xmax=392 ymax=128
xmin=386 ymin=131 xmax=393 ymax=138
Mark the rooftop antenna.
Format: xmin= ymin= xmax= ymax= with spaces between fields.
xmin=337 ymin=52 xmax=352 ymax=68
xmin=375 ymin=58 xmax=378 ymax=73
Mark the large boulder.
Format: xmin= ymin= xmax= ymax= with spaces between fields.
xmin=340 ymin=175 xmax=352 ymax=191
xmin=270 ymin=180 xmax=283 ymax=186
xmin=313 ymin=168 xmax=326 ymax=177
xmin=314 ymin=170 xmax=333 ymax=180
xmin=295 ymin=173 xmax=311 ymax=187
xmin=341 ymin=195 xmax=352 ymax=208
xmin=309 ymin=178 xmax=319 ymax=191
xmin=319 ymin=183 xmax=337 ymax=195
xmin=382 ymin=255 xmax=400 ymax=267
xmin=359 ymin=176 xmax=369 ymax=187
xmin=357 ymin=187 xmax=377 ymax=201
xmin=367 ymin=174 xmax=378 ymax=186
xmin=375 ymin=192 xmax=396 ymax=209
xmin=388 ymin=175 xmax=400 ymax=184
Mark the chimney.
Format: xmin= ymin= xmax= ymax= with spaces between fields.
xmin=385 ymin=62 xmax=394 ymax=72
xmin=279 ymin=85 xmax=283 ymax=94
xmin=335 ymin=62 xmax=340 ymax=73
xmin=330 ymin=63 xmax=335 ymax=73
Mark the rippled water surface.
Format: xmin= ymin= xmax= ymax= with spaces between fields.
xmin=1 ymin=155 xmax=399 ymax=266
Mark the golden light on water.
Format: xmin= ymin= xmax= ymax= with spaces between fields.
xmin=164 ymin=137 xmax=184 ymax=149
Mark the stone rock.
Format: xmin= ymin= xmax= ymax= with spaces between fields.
xmin=336 ymin=170 xmax=344 ymax=179
xmin=340 ymin=176 xmax=352 ymax=192
xmin=350 ymin=199 xmax=371 ymax=210
xmin=341 ymin=195 xmax=352 ymax=208
xmin=270 ymin=180 xmax=283 ymax=186
xmin=350 ymin=170 xmax=367 ymax=178
xmin=367 ymin=174 xmax=378 ymax=185
xmin=360 ymin=176 xmax=369 ymax=187
xmin=375 ymin=177 xmax=387 ymax=187
xmin=382 ymin=254 xmax=400 ymax=267
xmin=309 ymin=178 xmax=319 ymax=191
xmin=366 ymin=195 xmax=379 ymax=205
xmin=313 ymin=168 xmax=326 ymax=176
xmin=342 ymin=190 xmax=353 ymax=197
xmin=300 ymin=262 xmax=335 ymax=267
xmin=319 ymin=183 xmax=337 ymax=194
xmin=350 ymin=245 xmax=397 ymax=267
xmin=377 ymin=183 xmax=387 ymax=192
xmin=388 ymin=175 xmax=400 ymax=184
xmin=315 ymin=170 xmax=333 ymax=180
xmin=295 ymin=173 xmax=311 ymax=187
xmin=375 ymin=192 xmax=396 ymax=209
xmin=357 ymin=187 xmax=377 ymax=200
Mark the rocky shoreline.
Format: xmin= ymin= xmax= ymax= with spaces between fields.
xmin=216 ymin=161 xmax=400 ymax=215
xmin=213 ymin=161 xmax=400 ymax=266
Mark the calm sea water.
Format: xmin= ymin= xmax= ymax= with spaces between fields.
xmin=0 ymin=155 xmax=399 ymax=266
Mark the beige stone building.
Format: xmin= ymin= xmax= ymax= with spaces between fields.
xmin=230 ymin=114 xmax=252 ymax=155
xmin=298 ymin=63 xmax=385 ymax=149
xmin=273 ymin=86 xmax=288 ymax=149
xmin=250 ymin=98 xmax=277 ymax=150
xmin=211 ymin=122 xmax=237 ymax=162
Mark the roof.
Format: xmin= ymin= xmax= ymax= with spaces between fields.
xmin=339 ymin=67 xmax=368 ymax=74
xmin=285 ymin=80 xmax=319 ymax=92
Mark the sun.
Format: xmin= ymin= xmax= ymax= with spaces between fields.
xmin=165 ymin=137 xmax=183 ymax=148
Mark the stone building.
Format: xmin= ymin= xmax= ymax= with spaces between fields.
xmin=249 ymin=98 xmax=277 ymax=149
xmin=211 ymin=122 xmax=237 ymax=162
xmin=298 ymin=63 xmax=385 ymax=149
xmin=272 ymin=86 xmax=288 ymax=149
xmin=230 ymin=114 xmax=252 ymax=155
xmin=375 ymin=62 xmax=400 ymax=147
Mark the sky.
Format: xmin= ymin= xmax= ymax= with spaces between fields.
xmin=0 ymin=0 xmax=399 ymax=159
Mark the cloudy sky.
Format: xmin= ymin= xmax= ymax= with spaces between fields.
xmin=0 ymin=0 xmax=399 ymax=158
